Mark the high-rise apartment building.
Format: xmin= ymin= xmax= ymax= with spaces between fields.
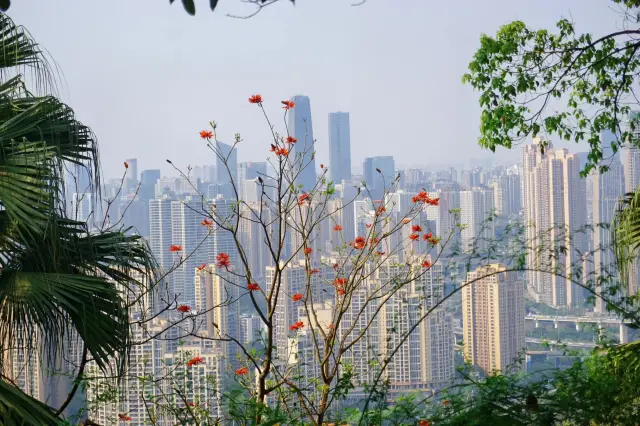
xmin=459 ymin=188 xmax=495 ymax=253
xmin=329 ymin=112 xmax=352 ymax=183
xmin=125 ymin=158 xmax=138 ymax=193
xmin=149 ymin=195 xmax=175 ymax=277
xmin=140 ymin=169 xmax=161 ymax=201
xmin=171 ymin=196 xmax=214 ymax=306
xmin=492 ymin=173 xmax=521 ymax=217
xmin=522 ymin=139 xmax=587 ymax=306
xmin=462 ymin=264 xmax=525 ymax=374
xmin=593 ymin=131 xmax=626 ymax=312
xmin=287 ymin=95 xmax=317 ymax=191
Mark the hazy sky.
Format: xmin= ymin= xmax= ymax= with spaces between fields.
xmin=11 ymin=0 xmax=618 ymax=177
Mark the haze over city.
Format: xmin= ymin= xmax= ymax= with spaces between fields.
xmin=10 ymin=0 xmax=617 ymax=176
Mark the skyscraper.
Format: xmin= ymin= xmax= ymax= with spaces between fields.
xmin=462 ymin=264 xmax=525 ymax=374
xmin=329 ymin=112 xmax=352 ymax=183
xmin=125 ymin=158 xmax=138 ymax=193
xmin=459 ymin=188 xmax=495 ymax=253
xmin=363 ymin=156 xmax=395 ymax=199
xmin=492 ymin=173 xmax=521 ymax=217
xmin=149 ymin=195 xmax=175 ymax=277
xmin=140 ymin=169 xmax=161 ymax=201
xmin=287 ymin=95 xmax=317 ymax=191
xmin=522 ymin=139 xmax=588 ymax=306
xmin=216 ymin=141 xmax=238 ymax=199
xmin=593 ymin=131 xmax=626 ymax=312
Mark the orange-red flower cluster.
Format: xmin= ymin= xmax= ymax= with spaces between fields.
xmin=365 ymin=223 xmax=372 ymax=229
xmin=124 ymin=161 xmax=129 ymax=169
xmin=201 ymin=218 xmax=213 ymax=227
xmin=249 ymin=94 xmax=263 ymax=104
xmin=292 ymin=293 xmax=303 ymax=302
xmin=169 ymin=244 xmax=182 ymax=252
xmin=419 ymin=421 xmax=431 ymax=426
xmin=333 ymin=277 xmax=347 ymax=295
xmin=187 ymin=402 xmax=196 ymax=407
xmin=187 ymin=356 xmax=205 ymax=367
xmin=309 ymin=268 xmax=320 ymax=275
xmin=412 ymin=225 xmax=422 ymax=232
xmin=422 ymin=260 xmax=431 ymax=269
xmin=298 ymin=192 xmax=309 ymax=205
xmin=118 ymin=413 xmax=132 ymax=421
xmin=247 ymin=283 xmax=260 ymax=291
xmin=409 ymin=233 xmax=420 ymax=241
xmin=376 ymin=205 xmax=386 ymax=216
xmin=286 ymin=136 xmax=297 ymax=144
xmin=289 ymin=321 xmax=305 ymax=331
xmin=216 ymin=252 xmax=230 ymax=269
xmin=197 ymin=263 xmax=207 ymax=271
xmin=275 ymin=147 xmax=289 ymax=157
xmin=333 ymin=263 xmax=339 ymax=270
xmin=281 ymin=100 xmax=295 ymax=109
xmin=369 ymin=237 xmax=380 ymax=247
xmin=200 ymin=130 xmax=213 ymax=140
xmin=402 ymin=217 xmax=412 ymax=224
xmin=235 ymin=367 xmax=249 ymax=375
xmin=328 ymin=323 xmax=335 ymax=329
xmin=423 ymin=232 xmax=433 ymax=241
xmin=303 ymin=247 xmax=313 ymax=255
xmin=376 ymin=250 xmax=385 ymax=256
xmin=352 ymin=236 xmax=366 ymax=250
xmin=333 ymin=224 xmax=343 ymax=231
xmin=412 ymin=191 xmax=439 ymax=206
xmin=177 ymin=304 xmax=191 ymax=313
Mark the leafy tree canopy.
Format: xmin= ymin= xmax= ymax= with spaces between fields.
xmin=463 ymin=0 xmax=640 ymax=176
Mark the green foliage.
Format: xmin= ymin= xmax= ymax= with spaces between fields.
xmin=462 ymin=0 xmax=640 ymax=176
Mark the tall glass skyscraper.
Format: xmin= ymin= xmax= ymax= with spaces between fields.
xmin=287 ymin=95 xmax=317 ymax=191
xmin=216 ymin=141 xmax=238 ymax=199
xmin=329 ymin=112 xmax=351 ymax=183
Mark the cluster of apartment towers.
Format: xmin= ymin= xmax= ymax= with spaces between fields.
xmin=8 ymin=96 xmax=639 ymax=424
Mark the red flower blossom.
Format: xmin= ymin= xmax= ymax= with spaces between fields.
xmin=428 ymin=198 xmax=439 ymax=206
xmin=270 ymin=144 xmax=277 ymax=152
xmin=309 ymin=268 xmax=320 ymax=275
xmin=292 ymin=293 xmax=303 ymax=302
xmin=177 ymin=304 xmax=191 ymax=313
xmin=247 ymin=283 xmax=260 ymax=291
xmin=201 ymin=218 xmax=213 ymax=227
xmin=216 ymin=252 xmax=231 ymax=269
xmin=333 ymin=224 xmax=343 ymax=231
xmin=376 ymin=250 xmax=385 ymax=256
xmin=275 ymin=147 xmax=289 ymax=157
xmin=412 ymin=225 xmax=423 ymax=233
xmin=235 ymin=367 xmax=249 ymax=375
xmin=200 ymin=130 xmax=213 ymax=140
xmin=337 ymin=288 xmax=345 ymax=295
xmin=353 ymin=236 xmax=366 ymax=249
xmin=169 ymin=244 xmax=182 ymax=252
xmin=402 ymin=217 xmax=412 ymax=224
xmin=118 ymin=413 xmax=132 ymax=421
xmin=443 ymin=399 xmax=451 ymax=407
xmin=422 ymin=260 xmax=432 ymax=269
xmin=298 ymin=192 xmax=309 ymax=205
xmin=304 ymin=247 xmax=313 ymax=255
xmin=197 ymin=263 xmax=207 ymax=271
xmin=333 ymin=263 xmax=339 ymax=270
xmin=328 ymin=323 xmax=335 ymax=329
xmin=409 ymin=233 xmax=419 ymax=241
xmin=124 ymin=161 xmax=129 ymax=169
xmin=333 ymin=277 xmax=347 ymax=287
xmin=428 ymin=236 xmax=440 ymax=245
xmin=418 ymin=421 xmax=431 ymax=426
xmin=365 ymin=223 xmax=372 ymax=229
xmin=320 ymin=163 xmax=325 ymax=168
xmin=376 ymin=205 xmax=386 ymax=215
xmin=187 ymin=402 xmax=196 ymax=407
xmin=369 ymin=237 xmax=380 ymax=246
xmin=281 ymin=100 xmax=295 ymax=109
xmin=249 ymin=94 xmax=263 ymax=104
xmin=187 ymin=356 xmax=205 ymax=367
xmin=286 ymin=136 xmax=298 ymax=144
xmin=423 ymin=232 xmax=433 ymax=241
xmin=289 ymin=321 xmax=305 ymax=331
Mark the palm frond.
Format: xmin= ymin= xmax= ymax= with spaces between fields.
xmin=0 ymin=380 xmax=58 ymax=425
xmin=613 ymin=189 xmax=640 ymax=287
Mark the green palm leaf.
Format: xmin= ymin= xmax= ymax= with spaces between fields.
xmin=0 ymin=380 xmax=59 ymax=425
xmin=613 ymin=189 xmax=640 ymax=287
